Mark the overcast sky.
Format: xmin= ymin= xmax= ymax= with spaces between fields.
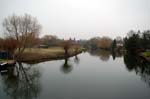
xmin=0 ymin=0 xmax=149 ymax=39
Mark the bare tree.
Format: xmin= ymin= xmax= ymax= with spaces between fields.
xmin=1 ymin=63 xmax=41 ymax=99
xmin=2 ymin=38 xmax=18 ymax=57
xmin=61 ymin=40 xmax=72 ymax=58
xmin=0 ymin=37 xmax=4 ymax=50
xmin=2 ymin=14 xmax=41 ymax=56
xmin=26 ymin=32 xmax=40 ymax=49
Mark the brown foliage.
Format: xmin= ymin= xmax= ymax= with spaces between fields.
xmin=0 ymin=38 xmax=4 ymax=50
xmin=62 ymin=40 xmax=72 ymax=50
xmin=97 ymin=37 xmax=112 ymax=49
xmin=1 ymin=38 xmax=18 ymax=55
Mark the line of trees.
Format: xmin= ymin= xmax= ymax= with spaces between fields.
xmin=0 ymin=38 xmax=18 ymax=55
xmin=124 ymin=30 xmax=150 ymax=53
xmin=86 ymin=36 xmax=113 ymax=50
xmin=0 ymin=13 xmax=81 ymax=60
xmin=39 ymin=35 xmax=63 ymax=47
xmin=80 ymin=36 xmax=123 ymax=51
xmin=1 ymin=13 xmax=149 ymax=59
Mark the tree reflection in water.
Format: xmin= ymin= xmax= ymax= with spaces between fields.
xmin=111 ymin=49 xmax=123 ymax=60
xmin=61 ymin=58 xmax=73 ymax=74
xmin=89 ymin=49 xmax=111 ymax=61
xmin=89 ymin=49 xmax=123 ymax=61
xmin=99 ymin=50 xmax=111 ymax=61
xmin=1 ymin=62 xmax=41 ymax=99
xmin=89 ymin=49 xmax=150 ymax=87
xmin=74 ymin=55 xmax=80 ymax=65
xmin=124 ymin=53 xmax=150 ymax=87
xmin=61 ymin=55 xmax=80 ymax=74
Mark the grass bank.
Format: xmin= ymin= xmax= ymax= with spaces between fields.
xmin=140 ymin=51 xmax=150 ymax=62
xmin=16 ymin=47 xmax=83 ymax=64
xmin=0 ymin=59 xmax=11 ymax=63
xmin=143 ymin=51 xmax=150 ymax=57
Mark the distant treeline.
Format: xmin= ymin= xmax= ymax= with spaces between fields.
xmin=79 ymin=30 xmax=150 ymax=53
xmin=78 ymin=36 xmax=123 ymax=51
xmin=0 ymin=14 xmax=149 ymax=55
xmin=124 ymin=30 xmax=150 ymax=53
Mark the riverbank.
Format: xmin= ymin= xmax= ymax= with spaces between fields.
xmin=0 ymin=59 xmax=15 ymax=63
xmin=139 ymin=51 xmax=150 ymax=62
xmin=16 ymin=47 xmax=84 ymax=64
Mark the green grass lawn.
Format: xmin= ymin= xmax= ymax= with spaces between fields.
xmin=0 ymin=59 xmax=13 ymax=63
xmin=143 ymin=51 xmax=150 ymax=57
xmin=0 ymin=59 xmax=7 ymax=62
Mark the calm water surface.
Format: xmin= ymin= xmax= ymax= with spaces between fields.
xmin=0 ymin=51 xmax=150 ymax=99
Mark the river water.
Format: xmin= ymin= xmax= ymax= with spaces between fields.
xmin=0 ymin=50 xmax=150 ymax=99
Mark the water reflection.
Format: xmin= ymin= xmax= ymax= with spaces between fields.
xmin=60 ymin=54 xmax=80 ymax=74
xmin=89 ymin=49 xmax=150 ymax=87
xmin=111 ymin=49 xmax=123 ymax=60
xmin=0 ymin=62 xmax=41 ymax=99
xmin=89 ymin=49 xmax=111 ymax=61
xmin=74 ymin=55 xmax=80 ymax=65
xmin=124 ymin=53 xmax=150 ymax=87
xmin=60 ymin=58 xmax=73 ymax=74
xmin=0 ymin=52 xmax=150 ymax=99
xmin=89 ymin=49 xmax=123 ymax=61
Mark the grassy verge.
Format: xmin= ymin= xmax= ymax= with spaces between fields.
xmin=16 ymin=47 xmax=83 ymax=64
xmin=0 ymin=59 xmax=14 ymax=63
xmin=140 ymin=51 xmax=150 ymax=62
xmin=143 ymin=51 xmax=150 ymax=57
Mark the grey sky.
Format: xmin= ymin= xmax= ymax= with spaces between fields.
xmin=0 ymin=0 xmax=149 ymax=39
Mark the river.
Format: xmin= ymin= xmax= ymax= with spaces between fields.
xmin=0 ymin=50 xmax=150 ymax=99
